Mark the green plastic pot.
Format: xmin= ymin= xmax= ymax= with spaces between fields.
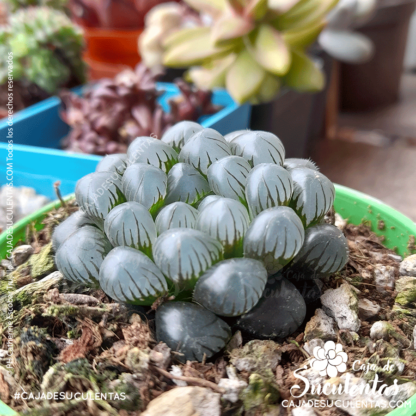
xmin=0 ymin=185 xmax=415 ymax=415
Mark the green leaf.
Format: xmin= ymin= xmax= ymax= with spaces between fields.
xmin=274 ymin=0 xmax=339 ymax=31
xmin=244 ymin=0 xmax=268 ymax=20
xmin=283 ymin=19 xmax=325 ymax=47
xmin=183 ymin=0 xmax=226 ymax=16
xmin=212 ymin=13 xmax=254 ymax=46
xmin=163 ymin=27 xmax=232 ymax=67
xmin=284 ymin=49 xmax=325 ymax=92
xmin=226 ymin=49 xmax=266 ymax=104
xmin=251 ymin=73 xmax=281 ymax=103
xmin=245 ymin=24 xmax=291 ymax=76
xmin=268 ymin=0 xmax=302 ymax=14
xmin=188 ymin=55 xmax=236 ymax=89
xmin=163 ymin=27 xmax=204 ymax=49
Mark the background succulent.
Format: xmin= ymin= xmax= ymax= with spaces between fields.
xmin=60 ymin=65 xmax=221 ymax=155
xmin=54 ymin=122 xmax=349 ymax=362
xmin=4 ymin=0 xmax=68 ymax=12
xmin=140 ymin=0 xmax=339 ymax=103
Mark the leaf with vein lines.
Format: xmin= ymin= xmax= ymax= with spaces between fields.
xmin=196 ymin=198 xmax=250 ymax=258
xmin=155 ymin=202 xmax=199 ymax=235
xmin=56 ymin=225 xmax=112 ymax=287
xmin=193 ymin=258 xmax=268 ymax=316
xmin=99 ymin=246 xmax=168 ymax=305
xmin=161 ymin=121 xmax=204 ymax=152
xmin=244 ymin=206 xmax=305 ymax=274
xmin=104 ymin=202 xmax=156 ymax=257
xmin=246 ymin=163 xmax=293 ymax=218
xmin=96 ymin=153 xmax=128 ymax=176
xmin=156 ymin=301 xmax=231 ymax=362
xmin=153 ymin=228 xmax=223 ymax=290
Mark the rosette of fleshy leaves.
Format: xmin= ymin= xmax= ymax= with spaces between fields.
xmin=54 ymin=123 xmax=349 ymax=364
xmin=0 ymin=7 xmax=85 ymax=95
xmin=60 ymin=64 xmax=221 ymax=155
xmin=140 ymin=0 xmax=339 ymax=104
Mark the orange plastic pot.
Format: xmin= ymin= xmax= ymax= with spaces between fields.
xmin=82 ymin=27 xmax=143 ymax=80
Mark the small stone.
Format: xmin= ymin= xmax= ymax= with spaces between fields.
xmin=29 ymin=243 xmax=56 ymax=279
xmin=374 ymin=264 xmax=395 ymax=293
xmin=150 ymin=343 xmax=171 ymax=370
xmin=141 ymin=386 xmax=221 ymax=416
xmin=385 ymin=382 xmax=416 ymax=404
xmin=400 ymin=254 xmax=416 ymax=277
xmin=11 ymin=245 xmax=34 ymax=267
xmin=1 ymin=259 xmax=13 ymax=271
xmin=170 ymin=366 xmax=187 ymax=387
xmin=395 ymin=276 xmax=416 ymax=293
xmin=358 ymin=298 xmax=380 ymax=321
xmin=304 ymin=309 xmax=337 ymax=341
xmin=218 ymin=366 xmax=247 ymax=403
xmin=370 ymin=321 xmax=410 ymax=347
xmin=388 ymin=253 xmax=402 ymax=263
xmin=414 ymin=325 xmax=416 ymax=349
xmin=303 ymin=339 xmax=324 ymax=356
xmin=292 ymin=405 xmax=317 ymax=416
xmin=230 ymin=340 xmax=281 ymax=375
xmin=334 ymin=213 xmax=347 ymax=231
xmin=321 ymin=283 xmax=360 ymax=332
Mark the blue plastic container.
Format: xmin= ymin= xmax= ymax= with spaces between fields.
xmin=0 ymin=83 xmax=251 ymax=199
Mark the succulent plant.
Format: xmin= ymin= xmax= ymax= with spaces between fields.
xmin=60 ymin=66 xmax=221 ymax=155
xmin=55 ymin=124 xmax=349 ymax=361
xmin=5 ymin=0 xmax=68 ymax=12
xmin=140 ymin=0 xmax=338 ymax=103
xmin=0 ymin=7 xmax=85 ymax=95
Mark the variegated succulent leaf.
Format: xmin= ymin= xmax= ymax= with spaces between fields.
xmin=165 ymin=163 xmax=211 ymax=207
xmin=197 ymin=195 xmax=222 ymax=211
xmin=156 ymin=301 xmax=231 ymax=363
xmin=193 ymin=258 xmax=268 ymax=316
xmin=289 ymin=167 xmax=335 ymax=227
xmin=196 ymin=197 xmax=250 ymax=258
xmin=127 ymin=136 xmax=178 ymax=173
xmin=96 ymin=153 xmax=128 ymax=176
xmin=155 ymin=202 xmax=199 ymax=235
xmin=207 ymin=155 xmax=251 ymax=205
xmin=122 ymin=163 xmax=167 ymax=217
xmin=245 ymin=163 xmax=293 ymax=218
xmin=284 ymin=158 xmax=319 ymax=171
xmin=75 ymin=171 xmax=126 ymax=222
xmin=161 ymin=121 xmax=204 ymax=153
xmin=152 ymin=228 xmax=223 ymax=291
xmin=288 ymin=224 xmax=349 ymax=279
xmin=230 ymin=130 xmax=285 ymax=166
xmin=52 ymin=210 xmax=96 ymax=251
xmin=104 ymin=202 xmax=156 ymax=257
xmin=99 ymin=247 xmax=168 ymax=305
xmin=244 ymin=206 xmax=305 ymax=274
xmin=178 ymin=128 xmax=232 ymax=176
xmin=56 ymin=225 xmax=112 ymax=287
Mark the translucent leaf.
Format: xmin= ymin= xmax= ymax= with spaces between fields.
xmin=230 ymin=130 xmax=285 ymax=166
xmin=197 ymin=195 xmax=223 ymax=211
xmin=245 ymin=24 xmax=291 ymax=75
xmin=245 ymin=163 xmax=293 ymax=217
xmin=196 ymin=197 xmax=250 ymax=258
xmin=244 ymin=206 xmax=305 ymax=274
xmin=75 ymin=172 xmax=126 ymax=222
xmin=56 ymin=225 xmax=112 ymax=287
xmin=95 ymin=153 xmax=128 ymax=176
xmin=161 ymin=121 xmax=203 ymax=153
xmin=52 ymin=211 xmax=96 ymax=251
xmin=155 ymin=202 xmax=199 ymax=235
xmin=284 ymin=158 xmax=318 ymax=171
xmin=178 ymin=128 xmax=232 ymax=176
xmin=268 ymin=0 xmax=302 ymax=14
xmin=165 ymin=163 xmax=211 ymax=206
xmin=183 ymin=0 xmax=226 ymax=16
xmin=236 ymin=277 xmax=306 ymax=338
xmin=224 ymin=130 xmax=248 ymax=143
xmin=284 ymin=49 xmax=325 ymax=92
xmin=211 ymin=13 xmax=254 ymax=46
xmin=250 ymin=73 xmax=281 ymax=103
xmin=153 ymin=229 xmax=223 ymax=290
xmin=289 ymin=167 xmax=335 ymax=227
xmin=122 ymin=163 xmax=167 ymax=217
xmin=207 ymin=156 xmax=251 ymax=205
xmin=156 ymin=302 xmax=231 ymax=362
xmin=104 ymin=202 xmax=156 ymax=257
xmin=288 ymin=224 xmax=349 ymax=279
xmin=163 ymin=27 xmax=233 ymax=67
xmin=99 ymin=246 xmax=168 ymax=305
xmin=283 ymin=19 xmax=325 ymax=48
xmin=193 ymin=258 xmax=268 ymax=316
xmin=226 ymin=49 xmax=266 ymax=104
xmin=127 ymin=137 xmax=178 ymax=173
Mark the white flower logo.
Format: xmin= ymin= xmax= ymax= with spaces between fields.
xmin=310 ymin=341 xmax=348 ymax=377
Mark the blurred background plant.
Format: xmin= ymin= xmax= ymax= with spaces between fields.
xmin=139 ymin=0 xmax=339 ymax=104
xmin=0 ymin=6 xmax=85 ymax=112
xmin=4 ymin=0 xmax=68 ymax=12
